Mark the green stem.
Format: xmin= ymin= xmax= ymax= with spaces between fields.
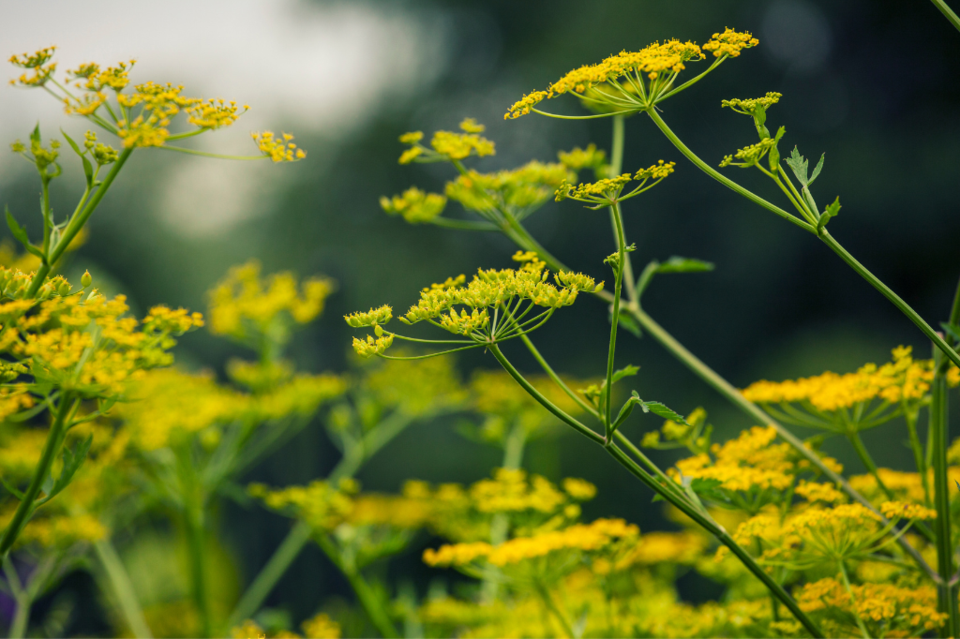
xmin=488 ymin=341 xmax=822 ymax=636
xmin=644 ymin=109 xmax=815 ymax=233
xmin=930 ymin=345 xmax=960 ymax=635
xmin=819 ymin=230 xmax=960 ymax=369
xmin=930 ymin=0 xmax=960 ymax=33
xmin=838 ymin=561 xmax=870 ymax=639
xmin=488 ymin=344 xmax=604 ymax=445
xmin=10 ymin=594 xmax=30 ymax=639
xmin=225 ymin=520 xmax=313 ymax=631
xmin=603 ymin=202 xmax=628 ymax=431
xmin=0 ymin=395 xmax=76 ymax=561
xmin=184 ymin=505 xmax=211 ymax=638
xmin=905 ymin=410 xmax=932 ymax=506
xmin=605 ymin=443 xmax=824 ymax=637
xmin=155 ymin=146 xmax=266 ymax=161
xmin=316 ymin=535 xmax=399 ymax=638
xmin=329 ymin=411 xmax=416 ymax=483
xmin=94 ymin=537 xmax=154 ymax=638
xmin=26 ymin=147 xmax=133 ymax=298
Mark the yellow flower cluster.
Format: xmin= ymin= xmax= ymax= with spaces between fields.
xmin=0 ymin=276 xmax=202 ymax=403
xmin=187 ymin=99 xmax=249 ymax=130
xmin=557 ymin=144 xmax=607 ymax=173
xmin=556 ymin=161 xmax=675 ymax=203
xmin=68 ymin=60 xmax=134 ymax=92
xmin=423 ymin=517 xmax=638 ymax=567
xmin=18 ymin=512 xmax=107 ymax=548
xmin=506 ymin=30 xmax=757 ymax=118
xmin=673 ymin=426 xmax=795 ymax=492
xmin=721 ymin=92 xmax=782 ymax=116
xmin=209 ymin=261 xmax=334 ymax=343
xmin=445 ymin=161 xmax=574 ymax=215
xmin=9 ymin=46 xmax=57 ymax=87
xmin=701 ymin=28 xmax=760 ymax=58
xmin=719 ymin=132 xmax=783 ymax=168
xmin=344 ymin=305 xmax=392 ymax=328
xmin=249 ymin=479 xmax=357 ymax=531
xmin=116 ymin=82 xmax=199 ymax=147
xmin=351 ymin=334 xmax=394 ymax=358
xmin=397 ymin=119 xmax=496 ymax=164
xmin=796 ymin=578 xmax=946 ymax=634
xmin=380 ymin=187 xmax=447 ymax=223
xmin=252 ymin=131 xmax=306 ymax=162
xmin=616 ymin=530 xmax=707 ymax=567
xmin=742 ymin=346 xmax=952 ymax=413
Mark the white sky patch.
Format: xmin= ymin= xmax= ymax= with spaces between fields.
xmin=0 ymin=0 xmax=448 ymax=237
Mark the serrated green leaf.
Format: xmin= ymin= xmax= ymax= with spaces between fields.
xmin=641 ymin=401 xmax=689 ymax=425
xmin=941 ymin=322 xmax=960 ymax=342
xmin=5 ymin=207 xmax=44 ymax=259
xmin=817 ymin=196 xmax=841 ymax=234
xmin=809 ymin=153 xmax=825 ymax=185
xmin=785 ymin=146 xmax=808 ymax=186
xmin=656 ymin=256 xmax=715 ymax=274
xmin=612 ymin=365 xmax=640 ymax=385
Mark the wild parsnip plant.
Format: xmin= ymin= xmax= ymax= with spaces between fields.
xmin=346 ymin=14 xmax=960 ymax=639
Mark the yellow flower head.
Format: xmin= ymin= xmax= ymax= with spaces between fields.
xmin=352 ymin=334 xmax=394 ymax=358
xmin=380 ymin=187 xmax=447 ymax=223
xmin=721 ymin=92 xmax=782 ymax=116
xmin=9 ymin=47 xmax=57 ymax=87
xmin=557 ymin=144 xmax=607 ymax=173
xmin=445 ymin=161 xmax=573 ymax=217
xmin=208 ymin=261 xmax=334 ymax=345
xmin=702 ymin=28 xmax=760 ymax=58
xmin=505 ymin=30 xmax=757 ymax=119
xmin=187 ymin=99 xmax=249 ymax=130
xmin=252 ymin=131 xmax=306 ymax=162
xmin=344 ymin=305 xmax=393 ymax=328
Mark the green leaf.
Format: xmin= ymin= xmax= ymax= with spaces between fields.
xmin=612 ymin=365 xmax=640 ymax=385
xmin=631 ymin=391 xmax=689 ymax=426
xmin=5 ymin=207 xmax=44 ymax=259
xmin=941 ymin=322 xmax=960 ymax=342
xmin=809 ymin=153 xmax=825 ymax=186
xmin=37 ymin=434 xmax=93 ymax=506
xmin=656 ymin=256 xmax=715 ymax=274
xmin=30 ymin=122 xmax=41 ymax=146
xmin=785 ymin=146 xmax=809 ymax=186
xmin=61 ymin=129 xmax=94 ymax=188
xmin=817 ymin=196 xmax=841 ymax=234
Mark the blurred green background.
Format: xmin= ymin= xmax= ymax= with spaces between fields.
xmin=2 ymin=0 xmax=960 ymax=631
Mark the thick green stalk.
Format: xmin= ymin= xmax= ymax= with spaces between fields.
xmin=819 ymin=231 xmax=960 ymax=369
xmin=0 ymin=395 xmax=76 ymax=561
xmin=605 ymin=443 xmax=824 ymax=637
xmin=489 ymin=343 xmax=823 ymax=637
xmin=930 ymin=345 xmax=959 ymax=636
xmin=930 ymin=0 xmax=960 ymax=33
xmin=535 ymin=580 xmax=576 ymax=639
xmin=94 ymin=538 xmax=154 ymax=638
xmin=26 ymin=147 xmax=133 ymax=298
xmin=184 ymin=504 xmax=211 ymax=638
xmin=316 ymin=535 xmax=399 ymax=639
